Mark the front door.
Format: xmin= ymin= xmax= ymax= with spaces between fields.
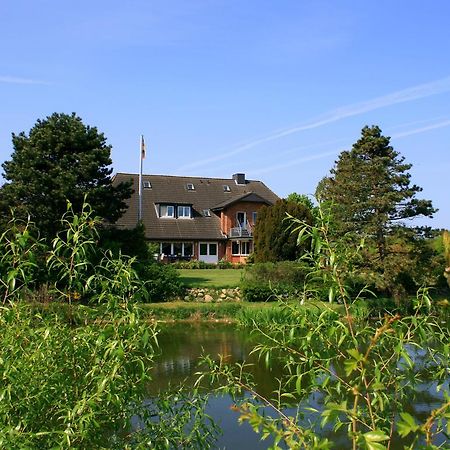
xmin=198 ymin=242 xmax=218 ymax=264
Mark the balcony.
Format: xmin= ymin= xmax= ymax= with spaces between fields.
xmin=229 ymin=225 xmax=252 ymax=238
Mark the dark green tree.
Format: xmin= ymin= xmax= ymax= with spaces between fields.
xmin=286 ymin=192 xmax=315 ymax=210
xmin=286 ymin=192 xmax=318 ymax=222
xmin=316 ymin=126 xmax=438 ymax=299
xmin=0 ymin=113 xmax=131 ymax=239
xmin=253 ymin=199 xmax=313 ymax=262
xmin=316 ymin=125 xmax=436 ymax=261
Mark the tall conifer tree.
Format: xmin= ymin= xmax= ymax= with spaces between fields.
xmin=317 ymin=125 xmax=436 ymax=261
xmin=0 ymin=113 xmax=131 ymax=239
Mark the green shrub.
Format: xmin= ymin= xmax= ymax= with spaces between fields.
xmin=139 ymin=262 xmax=184 ymax=302
xmin=173 ymin=260 xmax=244 ymax=270
xmin=240 ymin=281 xmax=300 ymax=302
xmin=244 ymin=261 xmax=308 ymax=286
xmin=217 ymin=259 xmax=233 ymax=269
xmin=241 ymin=282 xmax=275 ymax=302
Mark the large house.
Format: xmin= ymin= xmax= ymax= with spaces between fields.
xmin=113 ymin=172 xmax=279 ymax=264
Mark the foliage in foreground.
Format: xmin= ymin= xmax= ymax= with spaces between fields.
xmin=0 ymin=302 xmax=218 ymax=449
xmin=198 ymin=204 xmax=450 ymax=449
xmin=0 ymin=202 xmax=218 ymax=448
xmin=0 ymin=201 xmax=182 ymax=304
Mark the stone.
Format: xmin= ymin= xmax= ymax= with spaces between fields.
xmin=204 ymin=294 xmax=213 ymax=302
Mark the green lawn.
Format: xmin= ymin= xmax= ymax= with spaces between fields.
xmin=178 ymin=269 xmax=244 ymax=288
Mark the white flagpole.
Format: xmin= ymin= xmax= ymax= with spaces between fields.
xmin=138 ymin=135 xmax=145 ymax=222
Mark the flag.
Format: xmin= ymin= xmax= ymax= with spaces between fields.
xmin=140 ymin=135 xmax=146 ymax=160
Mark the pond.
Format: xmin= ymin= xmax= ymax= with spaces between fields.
xmin=151 ymin=322 xmax=448 ymax=449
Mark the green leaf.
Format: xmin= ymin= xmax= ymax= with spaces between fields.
xmin=363 ymin=430 xmax=389 ymax=442
xmin=295 ymin=375 xmax=302 ymax=394
xmin=347 ymin=348 xmax=362 ymax=361
xmin=344 ymin=359 xmax=358 ymax=376
xmin=366 ymin=443 xmax=387 ymax=450
xmin=397 ymin=412 xmax=418 ymax=437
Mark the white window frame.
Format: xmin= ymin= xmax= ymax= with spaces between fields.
xmin=160 ymin=242 xmax=194 ymax=257
xmin=186 ymin=183 xmax=195 ymax=191
xmin=231 ymin=240 xmax=252 ymax=256
xmin=252 ymin=211 xmax=258 ymax=225
xmin=241 ymin=241 xmax=251 ymax=255
xmin=236 ymin=211 xmax=247 ymax=227
xmin=160 ymin=204 xmax=175 ymax=218
xmin=177 ymin=205 xmax=191 ymax=219
xmin=231 ymin=241 xmax=240 ymax=255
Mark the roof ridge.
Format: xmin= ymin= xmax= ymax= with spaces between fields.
xmin=113 ymin=172 xmax=259 ymax=182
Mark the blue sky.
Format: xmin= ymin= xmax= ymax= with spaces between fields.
xmin=1 ymin=0 xmax=449 ymax=228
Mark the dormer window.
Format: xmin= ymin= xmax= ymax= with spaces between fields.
xmin=178 ymin=205 xmax=192 ymax=218
xmin=160 ymin=204 xmax=175 ymax=218
xmin=143 ymin=181 xmax=152 ymax=189
xmin=203 ymin=209 xmax=211 ymax=217
xmin=186 ymin=183 xmax=195 ymax=191
xmin=223 ymin=185 xmax=231 ymax=192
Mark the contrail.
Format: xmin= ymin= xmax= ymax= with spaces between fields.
xmin=250 ymin=150 xmax=337 ymax=176
xmin=0 ymin=76 xmax=48 ymax=85
xmin=390 ymin=119 xmax=450 ymax=138
xmin=178 ymin=75 xmax=450 ymax=172
xmin=248 ymin=118 xmax=450 ymax=176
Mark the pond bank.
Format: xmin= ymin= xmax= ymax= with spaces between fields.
xmin=22 ymin=299 xmax=344 ymax=323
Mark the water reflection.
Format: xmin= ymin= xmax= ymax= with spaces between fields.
xmin=150 ymin=322 xmax=285 ymax=398
xmin=150 ymin=322 xmax=448 ymax=449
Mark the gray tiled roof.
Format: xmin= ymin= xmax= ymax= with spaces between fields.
xmin=211 ymin=192 xmax=273 ymax=211
xmin=112 ymin=173 xmax=279 ymax=240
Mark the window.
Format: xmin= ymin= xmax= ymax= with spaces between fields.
xmin=173 ymin=242 xmax=182 ymax=256
xmin=209 ymin=243 xmax=217 ymax=256
xmin=160 ymin=205 xmax=175 ymax=218
xmin=241 ymin=241 xmax=252 ymax=255
xmin=223 ymin=185 xmax=231 ymax=192
xmin=252 ymin=211 xmax=258 ymax=225
xmin=186 ymin=183 xmax=195 ymax=191
xmin=231 ymin=241 xmax=252 ymax=256
xmin=177 ymin=205 xmax=191 ymax=218
xmin=184 ymin=242 xmax=193 ymax=257
xmin=200 ymin=243 xmax=208 ymax=255
xmin=143 ymin=181 xmax=152 ymax=188
xmin=160 ymin=242 xmax=194 ymax=257
xmin=161 ymin=242 xmax=171 ymax=255
xmin=203 ymin=209 xmax=211 ymax=217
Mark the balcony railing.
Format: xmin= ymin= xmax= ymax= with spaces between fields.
xmin=229 ymin=225 xmax=252 ymax=238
